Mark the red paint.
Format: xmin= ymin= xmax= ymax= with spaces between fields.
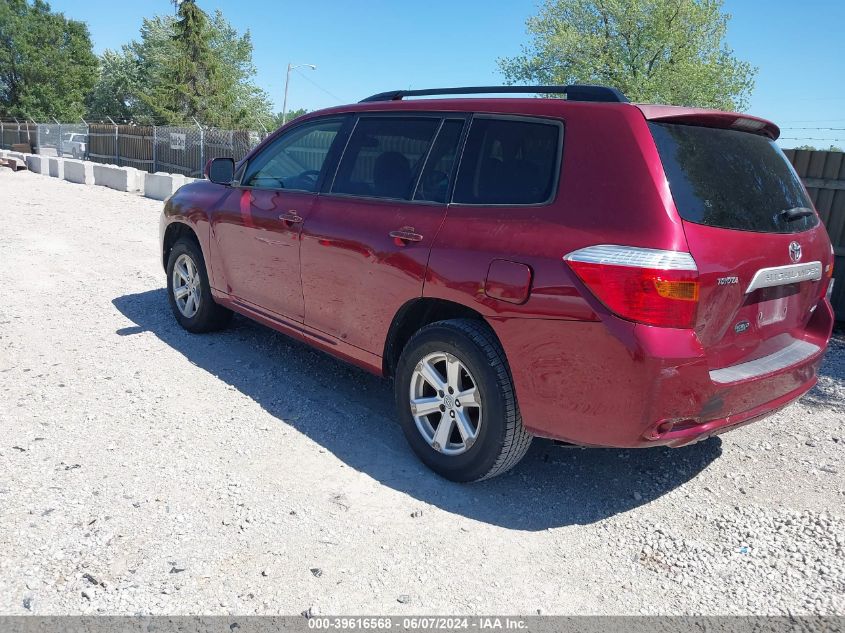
xmin=485 ymin=260 xmax=533 ymax=305
xmin=161 ymin=95 xmax=835 ymax=449
xmin=489 ymin=298 xmax=831 ymax=446
xmin=682 ymin=220 xmax=831 ymax=369
xmin=210 ymin=187 xmax=315 ymax=320
xmin=299 ymin=195 xmax=444 ymax=351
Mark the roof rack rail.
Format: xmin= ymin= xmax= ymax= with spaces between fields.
xmin=359 ymin=84 xmax=629 ymax=104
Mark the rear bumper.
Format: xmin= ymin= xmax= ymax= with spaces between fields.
xmin=639 ymin=375 xmax=817 ymax=447
xmin=490 ymin=298 xmax=834 ymax=448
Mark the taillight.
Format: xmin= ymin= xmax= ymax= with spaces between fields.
xmin=564 ymin=245 xmax=699 ymax=328
xmin=823 ymin=251 xmax=835 ymax=301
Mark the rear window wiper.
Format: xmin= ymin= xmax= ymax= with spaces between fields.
xmin=780 ymin=207 xmax=814 ymax=221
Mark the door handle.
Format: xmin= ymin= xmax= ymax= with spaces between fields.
xmin=389 ymin=227 xmax=424 ymax=243
xmin=279 ymin=210 xmax=303 ymax=225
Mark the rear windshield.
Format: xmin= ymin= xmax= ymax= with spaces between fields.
xmin=649 ymin=122 xmax=818 ymax=233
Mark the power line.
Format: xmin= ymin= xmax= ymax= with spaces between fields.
xmin=780 ymin=136 xmax=845 ymax=142
xmin=779 ymin=118 xmax=845 ymax=124
xmin=781 ymin=127 xmax=845 ymax=131
xmin=293 ymin=69 xmax=348 ymax=104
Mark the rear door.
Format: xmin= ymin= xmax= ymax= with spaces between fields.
xmin=300 ymin=114 xmax=465 ymax=353
xmin=649 ymin=121 xmax=833 ymax=369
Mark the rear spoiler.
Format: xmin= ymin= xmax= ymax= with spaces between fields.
xmin=636 ymin=105 xmax=780 ymax=140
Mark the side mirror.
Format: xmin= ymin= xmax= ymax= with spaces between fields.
xmin=207 ymin=157 xmax=235 ymax=184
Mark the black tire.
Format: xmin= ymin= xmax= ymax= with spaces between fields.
xmin=166 ymin=237 xmax=232 ymax=333
xmin=394 ymin=319 xmax=532 ymax=482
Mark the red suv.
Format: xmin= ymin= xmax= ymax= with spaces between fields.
xmin=160 ymin=85 xmax=835 ymax=482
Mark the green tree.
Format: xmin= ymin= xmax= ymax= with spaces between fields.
xmin=272 ymin=108 xmax=308 ymax=129
xmin=207 ymin=11 xmax=274 ymax=128
xmin=158 ymin=0 xmax=225 ymax=124
xmin=499 ymin=0 xmax=756 ymax=111
xmin=794 ymin=144 xmax=844 ymax=152
xmin=85 ymin=49 xmax=143 ymax=122
xmin=86 ymin=7 xmax=273 ymax=127
xmin=0 ymin=0 xmax=98 ymax=119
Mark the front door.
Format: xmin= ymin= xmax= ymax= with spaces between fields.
xmin=210 ymin=117 xmax=347 ymax=321
xmin=301 ymin=115 xmax=466 ymax=353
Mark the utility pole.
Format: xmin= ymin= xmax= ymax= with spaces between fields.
xmin=282 ymin=63 xmax=316 ymax=125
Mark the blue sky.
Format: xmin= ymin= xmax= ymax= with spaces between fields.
xmin=47 ymin=0 xmax=845 ymax=148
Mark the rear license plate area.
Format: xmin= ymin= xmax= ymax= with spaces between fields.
xmin=754 ymin=285 xmax=799 ymax=327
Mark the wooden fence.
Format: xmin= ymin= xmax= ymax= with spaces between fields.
xmin=87 ymin=124 xmax=155 ymax=172
xmin=783 ymin=149 xmax=845 ymax=321
xmin=86 ymin=124 xmax=261 ymax=177
xmin=0 ymin=121 xmax=37 ymax=151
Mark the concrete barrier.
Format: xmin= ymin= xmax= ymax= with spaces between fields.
xmin=26 ymin=154 xmax=49 ymax=175
xmin=11 ymin=153 xmax=196 ymax=194
xmin=93 ymin=163 xmax=142 ymax=193
xmin=1 ymin=156 xmax=26 ymax=171
xmin=48 ymin=157 xmax=64 ymax=179
xmin=64 ymin=159 xmax=94 ymax=185
xmin=144 ymin=172 xmax=186 ymax=200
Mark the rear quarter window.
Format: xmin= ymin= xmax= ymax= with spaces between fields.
xmin=650 ymin=122 xmax=818 ymax=233
xmin=453 ymin=117 xmax=562 ymax=205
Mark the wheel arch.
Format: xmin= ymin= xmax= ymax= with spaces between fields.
xmin=162 ymin=221 xmax=201 ymax=271
xmin=383 ymin=298 xmax=497 ymax=378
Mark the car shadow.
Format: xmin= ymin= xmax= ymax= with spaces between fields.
xmin=803 ymin=335 xmax=845 ymax=411
xmin=112 ymin=289 xmax=723 ymax=531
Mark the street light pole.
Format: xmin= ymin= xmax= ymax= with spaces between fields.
xmin=282 ymin=62 xmax=316 ymax=125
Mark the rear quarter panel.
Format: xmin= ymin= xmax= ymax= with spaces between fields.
xmin=424 ymin=102 xmax=693 ymax=437
xmin=425 ymin=102 xmax=687 ymax=320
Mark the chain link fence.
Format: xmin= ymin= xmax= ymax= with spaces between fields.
xmin=39 ymin=123 xmax=89 ymax=158
xmin=1 ymin=120 xmax=271 ymax=177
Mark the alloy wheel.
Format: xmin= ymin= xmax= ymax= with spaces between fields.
xmin=172 ymin=253 xmax=201 ymax=318
xmin=409 ymin=351 xmax=482 ymax=455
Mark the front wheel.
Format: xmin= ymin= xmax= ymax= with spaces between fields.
xmin=166 ymin=237 xmax=232 ymax=333
xmin=394 ymin=319 xmax=532 ymax=482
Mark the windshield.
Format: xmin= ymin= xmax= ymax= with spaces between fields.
xmin=649 ymin=122 xmax=818 ymax=233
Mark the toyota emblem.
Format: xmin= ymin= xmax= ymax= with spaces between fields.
xmin=789 ymin=241 xmax=802 ymax=263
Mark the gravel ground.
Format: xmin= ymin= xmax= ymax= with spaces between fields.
xmin=0 ymin=168 xmax=843 ymax=616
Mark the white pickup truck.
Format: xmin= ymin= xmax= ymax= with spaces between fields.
xmin=63 ymin=132 xmax=87 ymax=159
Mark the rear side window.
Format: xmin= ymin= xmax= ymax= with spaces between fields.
xmin=453 ymin=117 xmax=561 ymax=205
xmin=650 ymin=122 xmax=818 ymax=233
xmin=332 ymin=117 xmax=440 ymax=200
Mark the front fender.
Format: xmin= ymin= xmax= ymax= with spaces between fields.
xmin=160 ymin=180 xmax=230 ymax=288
